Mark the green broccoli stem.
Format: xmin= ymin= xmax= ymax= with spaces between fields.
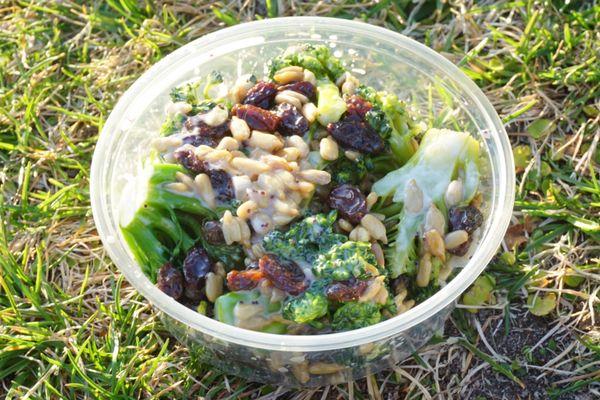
xmin=372 ymin=199 xmax=403 ymax=218
xmin=122 ymin=207 xmax=195 ymax=280
xmin=121 ymin=163 xmax=217 ymax=279
xmin=140 ymin=206 xmax=195 ymax=249
xmin=121 ymin=218 xmax=169 ymax=280
xmin=370 ymin=154 xmax=400 ymax=175
xmin=147 ymin=164 xmax=217 ymax=217
xmin=390 ymin=131 xmax=417 ymax=166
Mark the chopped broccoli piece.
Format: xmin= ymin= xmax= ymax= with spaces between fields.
xmin=203 ymin=71 xmax=224 ymax=100
xmin=200 ymin=236 xmax=244 ymax=271
xmin=365 ymin=107 xmax=392 ymax=140
xmin=354 ymin=85 xmax=379 ymax=103
xmin=170 ymin=72 xmax=224 ymax=108
xmin=313 ymin=241 xmax=380 ymax=281
xmin=325 ymin=154 xmax=371 ymax=185
xmin=170 ymin=80 xmax=201 ymax=104
xmin=121 ymin=164 xmax=217 ymax=279
xmin=316 ymin=81 xmax=347 ymax=126
xmin=283 ymin=289 xmax=329 ymax=324
xmin=332 ymin=302 xmax=381 ymax=331
xmin=268 ymin=44 xmax=346 ymax=82
xmin=160 ymin=113 xmax=186 ymax=136
xmin=262 ymin=211 xmax=346 ymax=263
xmin=191 ymin=100 xmax=218 ymax=115
xmin=374 ymin=128 xmax=481 ymax=204
xmin=214 ymin=290 xmax=286 ymax=333
xmin=357 ymin=85 xmax=420 ymax=165
xmin=372 ymin=129 xmax=481 ymax=278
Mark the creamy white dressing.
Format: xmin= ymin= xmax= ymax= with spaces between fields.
xmin=296 ymin=259 xmax=316 ymax=284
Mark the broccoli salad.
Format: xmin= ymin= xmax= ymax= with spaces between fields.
xmin=121 ymin=45 xmax=485 ymax=334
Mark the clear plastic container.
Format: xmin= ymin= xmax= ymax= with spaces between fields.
xmin=90 ymin=17 xmax=514 ymax=387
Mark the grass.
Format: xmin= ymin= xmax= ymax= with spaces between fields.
xmin=0 ymin=0 xmax=598 ymax=398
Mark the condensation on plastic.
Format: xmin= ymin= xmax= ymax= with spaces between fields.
xmin=90 ymin=17 xmax=514 ymax=387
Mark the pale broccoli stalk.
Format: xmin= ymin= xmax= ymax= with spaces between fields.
xmin=372 ymin=129 xmax=481 ymax=278
xmin=215 ymin=290 xmax=287 ymax=333
xmin=121 ymin=164 xmax=217 ymax=279
xmin=332 ymin=302 xmax=381 ymax=331
xmin=316 ymin=81 xmax=347 ymax=126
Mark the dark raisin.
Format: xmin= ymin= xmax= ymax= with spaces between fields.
xmin=447 ymin=236 xmax=472 ymax=256
xmin=184 ymin=115 xmax=229 ymax=139
xmin=173 ymin=148 xmax=206 ymax=174
xmin=328 ymin=184 xmax=368 ymax=224
xmin=346 ymin=95 xmax=372 ymax=119
xmin=156 ymin=262 xmax=184 ymax=300
xmin=182 ymin=245 xmax=213 ymax=301
xmin=275 ymin=102 xmax=309 ymax=136
xmin=232 ymin=104 xmax=280 ymax=132
xmin=390 ymin=276 xmax=409 ymax=295
xmin=226 ymin=269 xmax=264 ymax=291
xmin=206 ymin=169 xmax=234 ymax=202
xmin=181 ymin=134 xmax=218 ymax=148
xmin=327 ymin=116 xmax=384 ymax=154
xmin=325 ymin=280 xmax=368 ymax=302
xmin=259 ymin=254 xmax=307 ymax=295
xmin=448 ymin=206 xmax=483 ymax=234
xmin=278 ymin=81 xmax=316 ymax=100
xmin=202 ymin=220 xmax=224 ymax=244
xmin=243 ymin=81 xmax=278 ymax=109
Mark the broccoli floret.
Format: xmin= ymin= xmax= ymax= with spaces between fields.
xmin=313 ymin=241 xmax=380 ymax=281
xmin=262 ymin=211 xmax=346 ymax=263
xmin=325 ymin=155 xmax=371 ymax=185
xmin=283 ymin=290 xmax=329 ymax=324
xmin=332 ymin=302 xmax=381 ymax=331
xmin=203 ymin=71 xmax=224 ymax=100
xmin=159 ymin=113 xmax=186 ymax=136
xmin=354 ymin=85 xmax=379 ymax=103
xmin=170 ymin=80 xmax=201 ymax=104
xmin=381 ymin=93 xmax=421 ymax=165
xmin=356 ymin=85 xmax=421 ymax=165
xmin=365 ymin=108 xmax=392 ymax=140
xmin=170 ymin=71 xmax=225 ymax=107
xmin=121 ymin=164 xmax=217 ymax=279
xmin=268 ymin=44 xmax=346 ymax=82
xmin=372 ymin=129 xmax=481 ymax=278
